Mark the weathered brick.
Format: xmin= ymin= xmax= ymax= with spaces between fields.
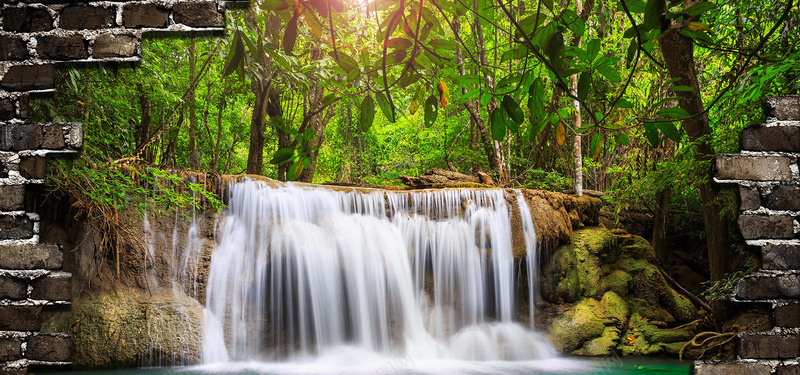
xmin=736 ymin=273 xmax=800 ymax=300
xmin=19 ymin=156 xmax=46 ymax=179
xmin=0 ymin=276 xmax=27 ymax=299
xmin=739 ymin=186 xmax=760 ymax=211
xmin=765 ymin=185 xmax=800 ymax=210
xmin=742 ymin=125 xmax=800 ymax=152
xmin=2 ymin=7 xmax=52 ymax=32
xmin=763 ymin=244 xmax=800 ymax=270
xmin=0 ymin=35 xmax=29 ymax=61
xmin=0 ymin=368 xmax=27 ymax=375
xmin=59 ymin=5 xmax=115 ymax=30
xmin=766 ymin=95 xmax=800 ymax=121
xmin=0 ymin=243 xmax=62 ymax=269
xmin=738 ymin=215 xmax=794 ymax=240
xmin=739 ymin=333 xmax=799 ymax=359
xmin=122 ymin=3 xmax=169 ymax=28
xmin=715 ymin=155 xmax=792 ymax=181
xmin=0 ymin=64 xmax=55 ymax=91
xmin=0 ymin=185 xmax=25 ymax=211
xmin=31 ymin=274 xmax=71 ymax=301
xmin=694 ymin=362 xmax=772 ymax=375
xmin=0 ymin=305 xmax=42 ymax=331
xmin=0 ymin=99 xmax=16 ymax=121
xmin=0 ymin=214 xmax=34 ymax=240
xmin=0 ymin=338 xmax=22 ymax=361
xmin=26 ymin=335 xmax=71 ymax=362
xmin=776 ymin=364 xmax=800 ymax=375
xmin=17 ymin=95 xmax=28 ymax=119
xmin=36 ymin=35 xmax=88 ymax=60
xmin=0 ymin=124 xmax=43 ymax=151
xmin=92 ymin=34 xmax=138 ymax=59
xmin=775 ymin=303 xmax=800 ymax=327
xmin=41 ymin=124 xmax=65 ymax=149
xmin=173 ymin=2 xmax=225 ymax=27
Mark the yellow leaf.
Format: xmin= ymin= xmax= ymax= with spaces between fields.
xmin=687 ymin=22 xmax=710 ymax=32
xmin=592 ymin=137 xmax=603 ymax=159
xmin=437 ymin=81 xmax=449 ymax=107
xmin=556 ymin=122 xmax=565 ymax=146
xmin=409 ymin=99 xmax=419 ymax=115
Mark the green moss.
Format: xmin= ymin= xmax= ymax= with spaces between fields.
xmin=600 ymin=291 xmax=629 ymax=326
xmin=570 ymin=228 xmax=611 ymax=299
xmin=545 ymin=244 xmax=583 ymax=303
xmin=643 ymin=326 xmax=692 ymax=344
xmin=619 ymin=235 xmax=657 ymax=261
xmin=631 ymin=264 xmax=660 ymax=306
xmin=573 ymin=327 xmax=620 ymax=356
xmin=548 ymin=299 xmax=607 ymax=352
xmin=663 ymin=287 xmax=697 ymax=323
xmin=574 ymin=227 xmax=618 ymax=256
xmin=601 ymin=270 xmax=632 ymax=296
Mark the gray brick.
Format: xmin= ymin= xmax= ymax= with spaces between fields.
xmin=0 ymin=243 xmax=62 ymax=269
xmin=0 ymin=338 xmax=22 ymax=361
xmin=122 ymin=3 xmax=169 ymax=28
xmin=36 ymin=35 xmax=88 ymax=60
xmin=92 ymin=34 xmax=138 ymax=59
xmin=763 ymin=244 xmax=800 ymax=270
xmin=173 ymin=2 xmax=224 ymax=27
xmin=766 ymin=95 xmax=800 ymax=120
xmin=742 ymin=125 xmax=800 ymax=152
xmin=715 ymin=155 xmax=792 ymax=181
xmin=59 ymin=5 xmax=115 ymax=30
xmin=694 ymin=362 xmax=772 ymax=375
xmin=0 ymin=185 xmax=25 ymax=211
xmin=738 ymin=215 xmax=794 ymax=240
xmin=26 ymin=335 xmax=71 ymax=362
xmin=739 ymin=333 xmax=799 ymax=359
xmin=0 ymin=35 xmax=29 ymax=61
xmin=0 ymin=305 xmax=42 ymax=331
xmin=0 ymin=64 xmax=55 ymax=91
xmin=0 ymin=276 xmax=27 ymax=299
xmin=739 ymin=186 xmax=760 ymax=211
xmin=0 ymin=214 xmax=34 ymax=240
xmin=31 ymin=274 xmax=71 ymax=301
xmin=736 ymin=273 xmax=800 ymax=300
xmin=2 ymin=7 xmax=52 ymax=32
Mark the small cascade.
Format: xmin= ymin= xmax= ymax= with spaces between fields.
xmin=202 ymin=180 xmax=556 ymax=367
xmin=516 ymin=191 xmax=540 ymax=326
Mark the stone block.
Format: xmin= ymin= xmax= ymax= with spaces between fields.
xmin=41 ymin=124 xmax=65 ymax=149
xmin=2 ymin=7 xmax=52 ymax=32
xmin=776 ymin=364 xmax=800 ymax=375
xmin=766 ymin=95 xmax=800 ymax=120
xmin=122 ymin=3 xmax=169 ymax=28
xmin=0 ymin=243 xmax=62 ymax=269
xmin=742 ymin=125 xmax=800 ymax=152
xmin=0 ymin=99 xmax=16 ymax=121
xmin=173 ymin=2 xmax=225 ymax=28
xmin=0 ymin=185 xmax=25 ymax=211
xmin=36 ymin=35 xmax=88 ymax=60
xmin=31 ymin=274 xmax=71 ymax=301
xmin=739 ymin=186 xmax=760 ymax=211
xmin=0 ymin=214 xmax=34 ymax=240
xmin=0 ymin=338 xmax=22 ymax=361
xmin=0 ymin=124 xmax=43 ymax=151
xmin=736 ymin=273 xmax=800 ymax=300
xmin=92 ymin=34 xmax=138 ymax=59
xmin=738 ymin=215 xmax=794 ymax=240
xmin=0 ymin=276 xmax=27 ymax=299
xmin=763 ymin=244 xmax=800 ymax=270
xmin=0 ymin=64 xmax=55 ymax=91
xmin=0 ymin=36 xmax=29 ymax=61
xmin=775 ymin=303 xmax=800 ymax=327
xmin=694 ymin=362 xmax=772 ymax=375
xmin=739 ymin=333 xmax=799 ymax=359
xmin=0 ymin=305 xmax=42 ymax=331
xmin=17 ymin=95 xmax=28 ymax=119
xmin=765 ymin=185 xmax=800 ymax=210
xmin=715 ymin=155 xmax=792 ymax=181
xmin=19 ymin=156 xmax=46 ymax=179
xmin=25 ymin=335 xmax=71 ymax=362
xmin=59 ymin=5 xmax=114 ymax=30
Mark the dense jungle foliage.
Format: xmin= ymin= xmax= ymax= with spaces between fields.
xmin=31 ymin=0 xmax=799 ymax=313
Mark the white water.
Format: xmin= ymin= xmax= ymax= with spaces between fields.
xmin=201 ymin=180 xmax=562 ymax=372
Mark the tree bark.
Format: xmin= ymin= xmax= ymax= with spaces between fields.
xmin=212 ymin=95 xmax=225 ymax=172
xmin=298 ymin=48 xmax=333 ymax=183
xmin=188 ymin=35 xmax=199 ymax=169
xmin=135 ymin=84 xmax=152 ymax=163
xmin=652 ymin=186 xmax=672 ymax=263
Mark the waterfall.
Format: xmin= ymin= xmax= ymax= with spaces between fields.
xmin=202 ymin=180 xmax=557 ymax=368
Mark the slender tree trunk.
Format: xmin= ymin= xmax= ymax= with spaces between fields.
xmin=212 ymin=95 xmax=225 ymax=172
xmin=188 ymin=35 xmax=199 ymax=169
xmin=247 ymin=83 xmax=269 ymax=175
xmin=136 ymin=84 xmax=152 ymax=163
xmin=652 ymin=186 xmax=672 ymax=263
xmin=660 ymin=20 xmax=731 ymax=309
xmin=298 ymin=48 xmax=332 ymax=183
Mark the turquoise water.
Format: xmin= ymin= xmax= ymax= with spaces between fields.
xmin=46 ymin=356 xmax=691 ymax=375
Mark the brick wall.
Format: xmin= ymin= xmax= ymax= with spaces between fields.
xmin=696 ymin=95 xmax=800 ymax=374
xmin=0 ymin=1 xmax=242 ymax=373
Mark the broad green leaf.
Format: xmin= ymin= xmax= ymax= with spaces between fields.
xmin=643 ymin=0 xmax=665 ymax=31
xmin=375 ymin=91 xmax=395 ymax=122
xmin=577 ymin=72 xmax=591 ymax=100
xmin=590 ymin=134 xmax=602 ymax=157
xmin=501 ymin=46 xmax=529 ymax=63
xmin=322 ymin=94 xmax=336 ymax=107
xmin=329 ymin=51 xmax=360 ymax=73
xmin=424 ymin=95 xmax=438 ymax=127
xmin=386 ymin=38 xmax=413 ymax=50
xmin=541 ymin=0 xmax=554 ymax=11
xmin=428 ymin=38 xmax=457 ymax=52
xmin=528 ymin=117 xmax=546 ymax=141
xmin=657 ymin=107 xmax=689 ymax=118
xmin=618 ymin=0 xmax=647 ymax=13
xmin=528 ymin=78 xmax=545 ymax=123
xmin=223 ymin=33 xmax=245 ymax=77
xmin=655 ymin=122 xmax=681 ymax=142
xmin=260 ymin=0 xmax=289 ymax=11
xmin=617 ymin=133 xmax=630 ymax=146
xmin=671 ymin=85 xmax=693 ymax=92
xmin=643 ymin=122 xmax=659 ymax=147
xmin=614 ymin=98 xmax=635 ymax=108
xmin=502 ymin=95 xmax=524 ymax=125
xmin=685 ymin=1 xmax=715 ymax=16
xmin=359 ymin=95 xmax=376 ymax=132
xmin=626 ymin=39 xmax=637 ymax=68
xmin=597 ymin=64 xmax=621 ymax=82
xmin=386 ymin=50 xmax=407 ymax=65
xmin=269 ymin=147 xmax=295 ymax=165
xmin=586 ymin=39 xmax=601 ymax=62
xmin=560 ymin=9 xmax=585 ymax=36
xmin=518 ymin=13 xmax=545 ymax=36
xmin=283 ymin=13 xmax=299 ymax=55
xmin=490 ymin=107 xmax=507 ymax=141
xmin=546 ymin=31 xmax=565 ymax=73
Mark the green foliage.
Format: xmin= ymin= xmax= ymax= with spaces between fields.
xmin=699 ymin=258 xmax=759 ymax=302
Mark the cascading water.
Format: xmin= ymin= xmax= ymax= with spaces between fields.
xmin=200 ymin=179 xmax=578 ymax=373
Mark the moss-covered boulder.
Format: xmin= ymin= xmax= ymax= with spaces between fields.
xmin=548 ymin=299 xmax=606 ymax=352
xmin=42 ymin=287 xmax=203 ymax=369
xmin=573 ymin=327 xmax=621 ymax=356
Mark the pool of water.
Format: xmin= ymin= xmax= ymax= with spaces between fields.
xmin=52 ymin=356 xmax=691 ymax=375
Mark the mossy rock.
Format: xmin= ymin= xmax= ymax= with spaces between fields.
xmin=573 ymin=227 xmax=618 ymax=256
xmin=571 ymin=228 xmax=611 ymax=298
xmin=628 ymin=297 xmax=676 ymax=324
xmin=601 ymin=270 xmax=632 ymax=296
xmin=600 ymin=291 xmax=629 ymax=326
xmin=42 ymin=288 xmax=203 ymax=369
xmin=641 ymin=325 xmax=692 ymax=344
xmin=662 ymin=286 xmax=697 ymax=324
xmin=618 ymin=235 xmax=657 ymax=261
xmin=548 ymin=299 xmax=607 ymax=352
xmin=573 ymin=326 xmax=620 ymax=356
xmin=543 ymin=244 xmax=582 ymax=303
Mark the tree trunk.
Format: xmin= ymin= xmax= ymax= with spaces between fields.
xmin=135 ymin=84 xmax=152 ymax=163
xmin=188 ymin=35 xmax=199 ymax=169
xmin=212 ymin=95 xmax=225 ymax=172
xmin=660 ymin=23 xmax=731 ymax=313
xmin=298 ymin=48 xmax=332 ymax=183
xmin=652 ymin=186 xmax=672 ymax=263
xmin=246 ymin=83 xmax=270 ymax=175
